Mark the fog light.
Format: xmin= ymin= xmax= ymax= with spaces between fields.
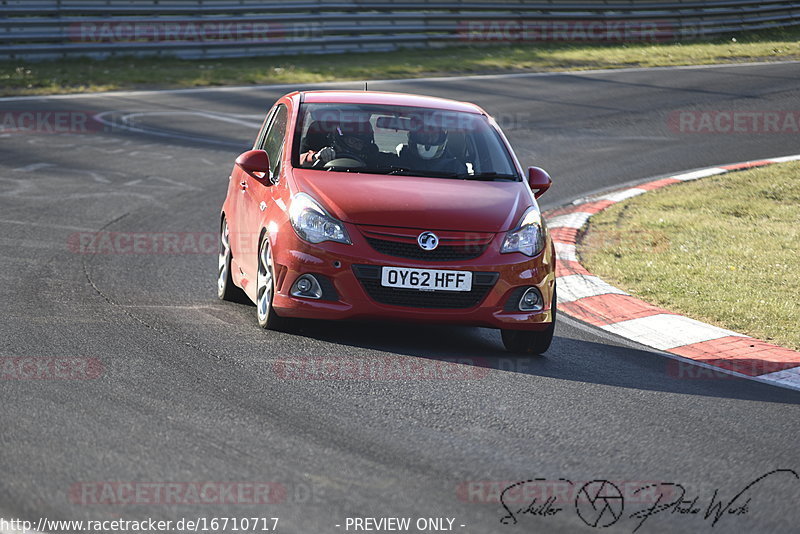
xmin=519 ymin=287 xmax=543 ymax=312
xmin=291 ymin=274 xmax=323 ymax=299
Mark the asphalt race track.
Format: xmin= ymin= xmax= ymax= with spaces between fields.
xmin=1 ymin=62 xmax=799 ymax=533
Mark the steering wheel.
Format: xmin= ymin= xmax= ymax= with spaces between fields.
xmin=323 ymin=155 xmax=367 ymax=170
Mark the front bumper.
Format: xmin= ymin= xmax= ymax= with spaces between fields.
xmin=268 ymin=222 xmax=556 ymax=330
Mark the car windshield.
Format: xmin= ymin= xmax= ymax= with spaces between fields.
xmin=293 ymin=103 xmax=520 ymax=180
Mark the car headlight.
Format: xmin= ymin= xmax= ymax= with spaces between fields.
xmin=289 ymin=193 xmax=351 ymax=245
xmin=501 ymin=206 xmax=545 ymax=257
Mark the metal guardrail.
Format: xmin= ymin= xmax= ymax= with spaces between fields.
xmin=1 ymin=1 xmax=799 ymax=60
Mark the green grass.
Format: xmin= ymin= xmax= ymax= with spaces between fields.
xmin=1 ymin=27 xmax=799 ymax=96
xmin=579 ymin=161 xmax=800 ymax=350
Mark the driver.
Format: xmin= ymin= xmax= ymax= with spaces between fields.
xmin=398 ymin=124 xmax=466 ymax=175
xmin=300 ymin=119 xmax=397 ymax=168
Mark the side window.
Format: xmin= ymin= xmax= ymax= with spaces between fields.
xmin=261 ymin=104 xmax=289 ymax=179
xmin=254 ymin=106 xmax=277 ymax=150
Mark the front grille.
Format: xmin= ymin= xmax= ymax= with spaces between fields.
xmin=364 ymin=237 xmax=488 ymax=262
xmin=352 ymin=265 xmax=498 ymax=309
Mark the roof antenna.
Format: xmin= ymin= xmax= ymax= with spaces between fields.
xmin=364 ymin=81 xmax=368 ymax=91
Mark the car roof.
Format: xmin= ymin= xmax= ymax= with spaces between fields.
xmin=298 ymin=90 xmax=485 ymax=114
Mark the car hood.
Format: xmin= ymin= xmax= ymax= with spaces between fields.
xmin=291 ymin=169 xmax=531 ymax=232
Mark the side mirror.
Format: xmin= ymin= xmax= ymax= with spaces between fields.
xmin=236 ymin=150 xmax=271 ymax=181
xmin=528 ymin=166 xmax=552 ymax=199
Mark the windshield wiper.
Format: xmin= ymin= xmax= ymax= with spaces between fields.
xmin=360 ymin=167 xmax=457 ymax=178
xmin=406 ymin=171 xmax=519 ymax=181
xmin=455 ymin=172 xmax=519 ymax=181
xmin=358 ymin=167 xmax=520 ymax=181
xmin=373 ymin=166 xmax=412 ymax=175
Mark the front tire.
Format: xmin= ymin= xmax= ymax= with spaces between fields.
xmin=256 ymin=236 xmax=288 ymax=330
xmin=217 ymin=217 xmax=248 ymax=303
xmin=501 ymin=286 xmax=557 ymax=354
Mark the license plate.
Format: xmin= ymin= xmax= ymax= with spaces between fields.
xmin=380 ymin=266 xmax=472 ymax=292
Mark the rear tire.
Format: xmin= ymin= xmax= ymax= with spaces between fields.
xmin=217 ymin=217 xmax=248 ymax=303
xmin=501 ymin=286 xmax=557 ymax=354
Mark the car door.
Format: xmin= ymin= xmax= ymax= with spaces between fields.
xmin=240 ymin=103 xmax=289 ymax=284
xmin=228 ymin=106 xmax=276 ymax=285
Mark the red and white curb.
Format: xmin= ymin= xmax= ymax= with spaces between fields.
xmin=543 ymin=154 xmax=800 ymax=392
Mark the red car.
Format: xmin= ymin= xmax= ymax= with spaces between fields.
xmin=217 ymin=90 xmax=556 ymax=353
